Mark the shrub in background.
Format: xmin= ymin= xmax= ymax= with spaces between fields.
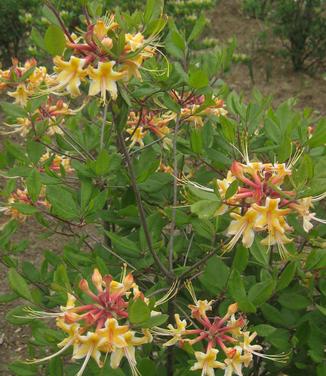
xmin=242 ymin=0 xmax=326 ymax=72
xmin=242 ymin=0 xmax=274 ymax=19
xmin=271 ymin=0 xmax=326 ymax=71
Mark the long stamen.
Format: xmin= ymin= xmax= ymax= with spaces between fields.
xmin=76 ymin=346 xmax=94 ymax=376
xmin=26 ymin=339 xmax=74 ymax=364
xmin=154 ymin=279 xmax=179 ymax=307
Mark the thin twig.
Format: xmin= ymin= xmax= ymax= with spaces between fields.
xmin=45 ymin=1 xmax=75 ymax=44
xmin=111 ymin=107 xmax=174 ymax=280
xmin=169 ymin=115 xmax=180 ymax=270
xmin=57 ymin=124 xmax=95 ymax=160
xmin=100 ymin=103 xmax=108 ymax=150
xmin=183 ymin=233 xmax=195 ymax=267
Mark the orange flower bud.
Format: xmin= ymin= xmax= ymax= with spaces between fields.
xmin=92 ymin=268 xmax=103 ymax=292
xmin=227 ymin=303 xmax=238 ymax=315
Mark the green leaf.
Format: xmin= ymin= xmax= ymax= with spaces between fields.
xmin=138 ymin=359 xmax=156 ymax=376
xmin=1 ymin=102 xmax=27 ymax=117
xmin=276 ymin=263 xmax=296 ymax=291
xmin=187 ymin=184 xmax=218 ymax=201
xmin=8 ymin=268 xmax=33 ymax=301
xmin=260 ymin=303 xmax=284 ymax=326
xmin=253 ymin=324 xmax=277 ymax=337
xmin=46 ymin=185 xmax=79 ymax=220
xmin=190 ymin=127 xmax=203 ymax=154
xmin=278 ymin=292 xmax=310 ymax=310
xmin=12 ymin=203 xmax=38 ymax=215
xmin=138 ymin=314 xmax=169 ymax=328
xmin=268 ymin=328 xmax=290 ymax=351
xmin=200 ymin=257 xmax=230 ymax=294
xmin=189 ymin=68 xmax=209 ymax=89
xmin=5 ymin=141 xmax=28 ymax=162
xmin=48 ymin=357 xmax=63 ymax=376
xmin=44 ymin=25 xmax=66 ymax=56
xmin=8 ymin=361 xmax=38 ymax=376
xmin=225 ymin=180 xmax=239 ymax=200
xmin=165 ymin=28 xmax=186 ymax=60
xmin=219 ymin=116 xmax=236 ymax=143
xmin=188 ymin=13 xmax=206 ymax=43
xmin=27 ymin=140 xmax=45 ymax=164
xmin=31 ymin=27 xmax=45 ymax=50
xmin=94 ymin=150 xmax=110 ymax=176
xmin=191 ymin=200 xmax=221 ymax=219
xmin=128 ymin=298 xmax=151 ymax=324
xmin=237 ymin=299 xmax=256 ymax=313
xmin=159 ymin=92 xmax=181 ymax=113
xmin=227 ymin=269 xmax=246 ymax=301
xmin=308 ymin=119 xmax=326 ymax=148
xmin=106 ymin=232 xmax=140 ymax=258
xmin=0 ymin=291 xmax=19 ymax=303
xmin=144 ymin=0 xmax=163 ymax=23
xmin=248 ymin=279 xmax=275 ymax=306
xmin=305 ymin=249 xmax=326 ymax=270
xmin=42 ymin=5 xmax=61 ymax=26
xmin=232 ymin=245 xmax=249 ymax=272
xmin=26 ymin=169 xmax=41 ymax=203
xmin=53 ymin=264 xmax=71 ymax=291
xmin=316 ymin=304 xmax=326 ymax=316
xmin=250 ymin=238 xmax=269 ymax=267
xmin=80 ymin=179 xmax=93 ymax=210
xmin=0 ymin=220 xmax=18 ymax=245
xmin=277 ymin=136 xmax=292 ymax=162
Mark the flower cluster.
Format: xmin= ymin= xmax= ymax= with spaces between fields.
xmin=156 ymin=282 xmax=286 ymax=376
xmin=26 ymin=268 xmax=157 ymax=376
xmin=0 ymin=187 xmax=49 ymax=224
xmin=39 ymin=151 xmax=73 ymax=173
xmin=0 ymin=58 xmax=48 ymax=106
xmin=49 ymin=15 xmax=158 ymax=101
xmin=126 ymin=110 xmax=175 ymax=148
xmin=190 ymin=158 xmax=326 ymax=259
xmin=1 ymin=96 xmax=84 ymax=137
xmin=124 ymin=93 xmax=227 ymax=149
xmin=176 ymin=92 xmax=227 ymax=128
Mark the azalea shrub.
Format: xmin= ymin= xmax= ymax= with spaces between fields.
xmin=0 ymin=1 xmax=326 ymax=376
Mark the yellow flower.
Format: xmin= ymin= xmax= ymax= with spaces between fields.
xmin=8 ymin=84 xmax=29 ymax=106
xmin=94 ymin=19 xmax=109 ymax=40
xmin=93 ymin=16 xmax=118 ymax=40
xmin=225 ymin=208 xmax=259 ymax=251
xmin=88 ymin=61 xmax=125 ymax=101
xmin=189 ymin=299 xmax=213 ymax=318
xmin=26 ymin=318 xmax=81 ymax=366
xmin=73 ymin=331 xmax=107 ymax=375
xmin=28 ymin=66 xmax=47 ymax=88
xmin=163 ymin=314 xmax=188 ymax=346
xmin=215 ymin=171 xmax=237 ymax=215
xmin=253 ymin=198 xmax=292 ymax=258
xmin=224 ymin=347 xmax=252 ymax=376
xmin=53 ymin=56 xmax=87 ymax=97
xmin=110 ymin=330 xmax=152 ymax=376
xmin=126 ymin=126 xmax=147 ymax=148
xmin=290 ymin=197 xmax=326 ymax=233
xmin=97 ymin=318 xmax=129 ymax=352
xmin=125 ymin=33 xmax=145 ymax=52
xmin=191 ymin=348 xmax=225 ymax=376
xmin=240 ymin=332 xmax=263 ymax=355
xmin=2 ymin=117 xmax=32 ymax=136
xmin=121 ymin=55 xmax=143 ymax=81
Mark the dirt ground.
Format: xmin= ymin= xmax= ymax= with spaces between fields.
xmin=210 ymin=0 xmax=326 ymax=115
xmin=0 ymin=0 xmax=325 ymax=373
